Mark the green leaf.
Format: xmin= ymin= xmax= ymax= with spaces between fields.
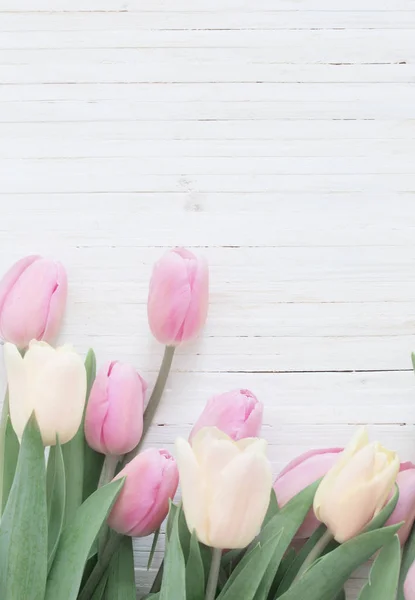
xmin=150 ymin=561 xmax=164 ymax=594
xmin=0 ymin=391 xmax=9 ymax=512
xmin=166 ymin=502 xmax=178 ymax=540
xmin=277 ymin=525 xmax=328 ymax=595
xmin=217 ymin=530 xmax=284 ymax=600
xmin=0 ymin=414 xmax=48 ymax=600
xmin=264 ymin=489 xmax=279 ymax=526
xmin=90 ymin=573 xmax=108 ymax=600
xmin=148 ymin=527 xmax=161 ymax=570
xmin=249 ymin=480 xmax=320 ymax=600
xmin=398 ymin=521 xmax=415 ymax=599
xmin=277 ymin=524 xmax=401 ymax=600
xmin=186 ymin=530 xmax=205 ymax=600
xmin=268 ymin=547 xmax=296 ymax=599
xmin=104 ymin=536 xmax=136 ymax=600
xmin=62 ymin=349 xmax=101 ymax=524
xmin=160 ymin=505 xmax=186 ymax=600
xmin=364 ymin=484 xmax=399 ymax=533
xmin=334 ymin=589 xmax=346 ymax=600
xmin=358 ymin=535 xmax=400 ymax=600
xmin=1 ymin=415 xmax=20 ymax=513
xmin=45 ymin=478 xmax=124 ymax=600
xmin=46 ymin=440 xmax=66 ymax=571
xmin=82 ymin=349 xmax=105 ymax=502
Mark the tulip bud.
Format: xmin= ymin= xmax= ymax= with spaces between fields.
xmin=176 ymin=427 xmax=272 ymax=549
xmin=147 ymin=247 xmax=208 ymax=346
xmin=313 ymin=427 xmax=399 ymax=542
xmin=190 ymin=389 xmax=263 ymax=442
xmin=0 ymin=255 xmax=67 ymax=348
xmin=405 ymin=560 xmax=415 ymax=600
xmin=4 ymin=340 xmax=86 ymax=446
xmin=385 ymin=462 xmax=415 ymax=545
xmin=274 ymin=447 xmax=343 ymax=538
xmin=84 ymin=361 xmax=147 ymax=456
xmin=107 ymin=448 xmax=179 ymax=537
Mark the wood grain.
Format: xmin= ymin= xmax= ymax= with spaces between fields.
xmin=0 ymin=1 xmax=414 ymax=597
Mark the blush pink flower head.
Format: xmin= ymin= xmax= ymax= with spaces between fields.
xmin=0 ymin=255 xmax=67 ymax=348
xmin=108 ymin=448 xmax=179 ymax=537
xmin=85 ymin=361 xmax=147 ymax=456
xmin=147 ymin=247 xmax=209 ymax=346
xmin=190 ymin=389 xmax=263 ymax=442
xmin=274 ymin=447 xmax=343 ymax=538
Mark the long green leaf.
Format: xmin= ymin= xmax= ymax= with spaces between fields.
xmin=91 ymin=573 xmax=108 ymax=600
xmin=148 ymin=527 xmax=161 ymax=570
xmin=218 ymin=481 xmax=318 ymax=600
xmin=186 ymin=530 xmax=205 ymax=600
xmin=264 ymin=489 xmax=280 ymax=526
xmin=217 ymin=531 xmax=283 ymax=600
xmin=82 ymin=349 xmax=105 ymax=502
xmin=1 ymin=415 xmax=19 ymax=513
xmin=358 ymin=535 xmax=401 ymax=600
xmin=104 ymin=536 xmax=136 ymax=600
xmin=278 ymin=524 xmax=401 ymax=600
xmin=160 ymin=505 xmax=186 ymax=600
xmin=45 ymin=478 xmax=124 ymax=600
xmin=399 ymin=525 xmax=415 ymax=599
xmin=251 ymin=480 xmax=321 ymax=600
xmin=0 ymin=390 xmax=9 ymax=512
xmin=0 ymin=414 xmax=47 ymax=600
xmin=277 ymin=525 xmax=328 ymax=596
xmin=62 ymin=348 xmax=100 ymax=525
xmin=46 ymin=440 xmax=66 ymax=571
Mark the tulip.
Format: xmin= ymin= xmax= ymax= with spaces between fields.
xmin=4 ymin=340 xmax=86 ymax=446
xmin=0 ymin=255 xmax=67 ymax=348
xmin=108 ymin=448 xmax=179 ymax=537
xmin=147 ymin=247 xmax=208 ymax=346
xmin=273 ymin=447 xmax=343 ymax=538
xmin=405 ymin=560 xmax=415 ymax=600
xmin=314 ymin=427 xmax=399 ymax=542
xmin=190 ymin=389 xmax=263 ymax=442
xmin=84 ymin=361 xmax=147 ymax=456
xmin=385 ymin=462 xmax=415 ymax=545
xmin=176 ymin=427 xmax=272 ymax=549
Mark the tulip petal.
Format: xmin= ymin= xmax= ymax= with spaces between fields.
xmin=42 ymin=261 xmax=67 ymax=343
xmin=208 ymin=450 xmax=272 ymax=548
xmin=175 ymin=438 xmax=209 ymax=544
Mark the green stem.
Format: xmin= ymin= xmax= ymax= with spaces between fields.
xmin=78 ymin=532 xmax=122 ymax=600
xmin=98 ymin=454 xmax=119 ymax=488
xmin=294 ymin=528 xmax=333 ymax=583
xmin=122 ymin=345 xmax=175 ymax=467
xmin=205 ymin=548 xmax=222 ymax=600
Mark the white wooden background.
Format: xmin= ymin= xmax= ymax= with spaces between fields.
xmin=1 ymin=0 xmax=415 ymax=597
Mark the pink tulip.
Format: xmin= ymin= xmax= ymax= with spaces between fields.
xmin=405 ymin=560 xmax=415 ymax=600
xmin=189 ymin=389 xmax=263 ymax=442
xmin=274 ymin=447 xmax=343 ymax=538
xmin=85 ymin=361 xmax=147 ymax=456
xmin=147 ymin=247 xmax=209 ymax=346
xmin=108 ymin=448 xmax=179 ymax=537
xmin=0 ymin=255 xmax=67 ymax=348
xmin=385 ymin=462 xmax=415 ymax=545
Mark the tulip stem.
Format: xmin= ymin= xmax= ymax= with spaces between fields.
xmin=205 ymin=548 xmax=222 ymax=600
xmin=122 ymin=345 xmax=175 ymax=466
xmin=294 ymin=528 xmax=333 ymax=583
xmin=98 ymin=454 xmax=119 ymax=488
xmin=78 ymin=531 xmax=123 ymax=600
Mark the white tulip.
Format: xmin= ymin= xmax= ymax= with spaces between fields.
xmin=4 ymin=340 xmax=86 ymax=446
xmin=175 ymin=427 xmax=272 ymax=549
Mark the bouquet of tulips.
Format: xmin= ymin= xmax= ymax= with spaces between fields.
xmin=1 ymin=251 xmax=415 ymax=600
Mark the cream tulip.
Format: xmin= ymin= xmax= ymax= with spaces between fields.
xmin=175 ymin=427 xmax=272 ymax=549
xmin=313 ymin=427 xmax=399 ymax=542
xmin=4 ymin=340 xmax=87 ymax=446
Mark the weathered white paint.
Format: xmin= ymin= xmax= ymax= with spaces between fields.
xmin=1 ymin=1 xmax=414 ymax=597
